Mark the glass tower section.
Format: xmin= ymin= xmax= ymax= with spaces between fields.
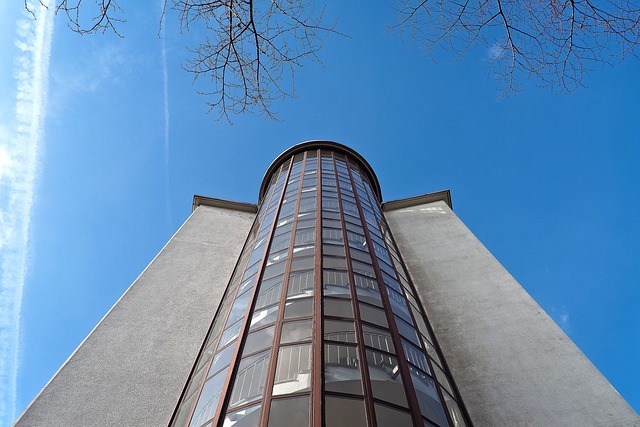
xmin=170 ymin=142 xmax=472 ymax=427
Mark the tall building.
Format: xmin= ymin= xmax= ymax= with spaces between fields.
xmin=14 ymin=141 xmax=639 ymax=427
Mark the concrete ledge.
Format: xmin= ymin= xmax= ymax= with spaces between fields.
xmin=192 ymin=195 xmax=257 ymax=213
xmin=382 ymin=190 xmax=452 ymax=211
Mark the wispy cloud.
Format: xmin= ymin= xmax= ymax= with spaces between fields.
xmin=0 ymin=1 xmax=54 ymax=424
xmin=551 ymin=305 xmax=571 ymax=333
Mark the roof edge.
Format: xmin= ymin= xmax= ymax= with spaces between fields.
xmin=259 ymin=141 xmax=382 ymax=202
xmin=192 ymin=195 xmax=258 ymax=213
xmin=382 ymin=190 xmax=453 ymax=211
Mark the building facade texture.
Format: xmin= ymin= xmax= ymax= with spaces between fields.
xmin=14 ymin=141 xmax=640 ymax=427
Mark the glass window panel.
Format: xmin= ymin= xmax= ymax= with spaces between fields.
xmin=366 ymin=350 xmax=408 ymax=407
xmin=290 ymin=256 xmax=315 ymax=271
xmin=250 ymin=304 xmax=279 ymax=330
xmin=209 ymin=342 xmax=236 ymax=377
xmin=272 ymin=344 xmax=312 ymax=395
xmin=433 ymin=363 xmax=454 ymax=395
xmin=374 ymin=403 xmax=413 ymax=427
xmin=227 ymin=289 xmax=252 ymax=325
xmin=219 ymin=318 xmax=243 ymax=349
xmin=323 ymin=256 xmax=347 ymax=270
xmin=322 ymin=227 xmax=343 ymax=243
xmin=359 ymin=304 xmax=388 ymax=328
xmin=323 ymin=269 xmax=350 ymax=297
xmin=255 ymin=277 xmax=283 ymax=310
xmin=322 ymin=210 xmax=341 ymax=220
xmin=324 ymin=344 xmax=363 ymax=395
xmin=411 ymin=305 xmax=434 ymax=341
xmin=237 ymin=274 xmax=257 ymax=297
xmin=325 ymin=396 xmax=367 ymax=427
xmin=388 ymin=289 xmax=412 ymax=322
xmin=350 ymin=248 xmax=371 ymax=264
xmin=402 ymin=339 xmax=431 ymax=374
xmin=423 ymin=337 xmax=444 ymax=368
xmin=243 ymin=325 xmax=276 ymax=355
xmin=263 ymin=261 xmax=286 ymax=280
xmin=173 ymin=391 xmax=198 ymax=427
xmin=410 ymin=366 xmax=448 ymax=427
xmin=270 ymin=233 xmax=291 ymax=253
xmin=355 ymin=282 xmax=382 ymax=307
xmin=268 ymin=396 xmax=310 ymax=427
xmin=294 ymin=228 xmax=315 ymax=246
xmin=352 ymin=260 xmax=375 ymax=278
xmin=362 ymin=325 xmax=395 ymax=353
xmin=280 ymin=319 xmax=313 ymax=344
xmin=323 ymin=244 xmax=345 ymax=257
xmin=324 ymin=319 xmax=357 ymax=343
xmin=443 ymin=392 xmax=468 ymax=427
xmin=382 ymin=271 xmax=402 ymax=293
xmin=344 ymin=213 xmax=360 ymax=224
xmin=284 ymin=298 xmax=314 ymax=319
xmin=189 ymin=369 xmax=227 ymax=427
xmin=287 ymin=270 xmax=314 ymax=299
xmin=228 ymin=351 xmax=271 ymax=409
xmin=267 ymin=249 xmax=288 ymax=266
xmin=292 ymin=245 xmax=315 ymax=257
xmin=322 ymin=218 xmax=341 ymax=228
xmin=223 ymin=402 xmax=261 ymax=427
xmin=297 ymin=219 xmax=316 ymax=230
xmin=396 ymin=316 xmax=421 ymax=347
xmin=324 ymin=298 xmax=354 ymax=318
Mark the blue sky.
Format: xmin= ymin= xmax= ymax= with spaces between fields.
xmin=1 ymin=1 xmax=639 ymax=425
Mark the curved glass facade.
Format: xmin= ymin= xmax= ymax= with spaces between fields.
xmin=170 ymin=143 xmax=471 ymax=427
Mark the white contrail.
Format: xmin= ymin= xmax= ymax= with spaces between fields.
xmin=160 ymin=0 xmax=171 ymax=227
xmin=0 ymin=1 xmax=54 ymax=424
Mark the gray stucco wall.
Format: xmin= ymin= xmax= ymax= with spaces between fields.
xmin=385 ymin=199 xmax=639 ymax=427
xmin=14 ymin=204 xmax=256 ymax=427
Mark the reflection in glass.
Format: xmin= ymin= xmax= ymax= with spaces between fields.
xmin=243 ymin=326 xmax=275 ymax=355
xmin=444 ymin=392 xmax=468 ymax=427
xmin=324 ymin=319 xmax=357 ymax=343
xmin=280 ymin=319 xmax=313 ymax=344
xmin=273 ymin=344 xmax=312 ymax=395
xmin=228 ymin=351 xmax=271 ymax=409
xmin=362 ymin=325 xmax=395 ymax=353
xmin=409 ymin=366 xmax=448 ymax=427
xmin=325 ymin=343 xmax=362 ymax=395
xmin=374 ymin=403 xmax=413 ymax=426
xmin=359 ymin=304 xmax=388 ymax=327
xmin=268 ymin=396 xmax=310 ymax=427
xmin=366 ymin=350 xmax=407 ymax=407
xmin=209 ymin=343 xmax=236 ymax=377
xmin=324 ymin=298 xmax=354 ymax=318
xmin=325 ymin=396 xmax=367 ymax=427
xmin=223 ymin=403 xmax=261 ymax=427
xmin=189 ymin=370 xmax=227 ymax=427
xmin=284 ymin=298 xmax=313 ymax=319
xmin=250 ymin=304 xmax=279 ymax=330
xmin=287 ymin=270 xmax=314 ymax=299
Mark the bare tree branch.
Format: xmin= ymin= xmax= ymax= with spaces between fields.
xmin=393 ymin=0 xmax=640 ymax=93
xmin=39 ymin=0 xmax=339 ymax=120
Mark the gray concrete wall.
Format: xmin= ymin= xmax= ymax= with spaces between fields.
xmin=14 ymin=204 xmax=256 ymax=427
xmin=385 ymin=199 xmax=639 ymax=427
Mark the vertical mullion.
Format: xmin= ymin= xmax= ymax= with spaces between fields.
xmin=212 ymin=158 xmax=294 ymax=427
xmin=312 ymin=149 xmax=323 ymax=427
xmin=181 ymin=170 xmax=282 ymax=427
xmin=331 ymin=152 xmax=377 ymax=427
xmin=345 ymin=157 xmax=425 ymax=427
xmin=260 ymin=153 xmax=308 ymax=426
